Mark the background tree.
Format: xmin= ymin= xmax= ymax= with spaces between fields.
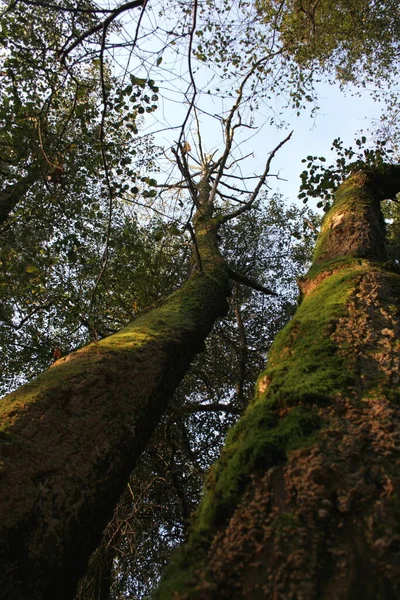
xmin=256 ymin=0 xmax=400 ymax=83
xmin=256 ymin=0 xmax=400 ymax=145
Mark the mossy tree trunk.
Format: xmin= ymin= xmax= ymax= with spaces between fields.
xmin=0 ymin=175 xmax=230 ymax=600
xmin=156 ymin=168 xmax=400 ymax=600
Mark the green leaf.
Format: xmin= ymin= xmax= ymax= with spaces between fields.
xmin=26 ymin=265 xmax=39 ymax=273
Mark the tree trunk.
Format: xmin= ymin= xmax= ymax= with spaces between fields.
xmin=0 ymin=184 xmax=230 ymax=600
xmin=0 ymin=170 xmax=40 ymax=226
xmin=156 ymin=168 xmax=400 ymax=599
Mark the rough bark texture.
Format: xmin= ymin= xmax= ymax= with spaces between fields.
xmin=0 ymin=187 xmax=230 ymax=600
xmin=156 ymin=167 xmax=400 ymax=599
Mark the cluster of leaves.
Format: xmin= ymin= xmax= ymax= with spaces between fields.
xmin=75 ymin=194 xmax=317 ymax=600
xmin=298 ymin=137 xmax=396 ymax=211
xmin=0 ymin=195 xmax=188 ymax=395
xmin=0 ymin=0 xmax=168 ymax=394
xmin=256 ymin=0 xmax=400 ymax=86
xmin=0 ymin=0 xmax=162 ymax=219
xmin=0 ymin=0 xmax=99 ymax=186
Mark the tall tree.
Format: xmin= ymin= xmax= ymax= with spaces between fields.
xmin=0 ymin=124 xmax=293 ymax=598
xmin=74 ymin=195 xmax=316 ymax=600
xmin=156 ymin=165 xmax=400 ymax=599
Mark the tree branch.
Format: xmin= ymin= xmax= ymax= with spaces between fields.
xmin=60 ymin=0 xmax=146 ymax=63
xmin=227 ymin=267 xmax=278 ymax=296
xmin=218 ymin=131 xmax=293 ymax=226
xmin=231 ymin=292 xmax=248 ymax=406
xmin=185 ymin=402 xmax=241 ymax=415
xmin=18 ymin=0 xmax=112 ymax=13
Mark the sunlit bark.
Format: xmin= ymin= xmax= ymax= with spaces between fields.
xmin=157 ymin=167 xmax=400 ymax=599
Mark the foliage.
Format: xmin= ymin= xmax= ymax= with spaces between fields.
xmin=0 ymin=0 xmax=164 ymax=394
xmin=256 ymin=0 xmax=400 ymax=149
xmin=298 ymin=137 xmax=396 ymax=210
xmin=256 ymin=0 xmax=400 ymax=85
xmin=0 ymin=206 xmax=186 ymax=395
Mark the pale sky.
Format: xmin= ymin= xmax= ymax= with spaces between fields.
xmin=262 ymin=82 xmax=384 ymax=204
xmin=148 ymin=79 xmax=385 ymax=213
xmin=114 ymin=4 xmax=389 ymax=216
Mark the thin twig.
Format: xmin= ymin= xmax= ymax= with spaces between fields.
xmin=87 ymin=24 xmax=114 ymax=333
xmin=218 ymin=131 xmax=293 ymax=226
xmin=177 ymin=0 xmax=199 ymax=147
xmin=231 ymin=292 xmax=248 ymax=406
xmin=18 ymin=0 xmax=112 ymax=13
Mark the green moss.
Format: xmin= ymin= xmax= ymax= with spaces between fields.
xmin=154 ymin=404 xmax=321 ymax=598
xmin=313 ymin=187 xmax=372 ymax=263
xmin=155 ymin=257 xmax=376 ymax=599
xmin=304 ymin=255 xmax=365 ymax=281
xmin=154 ymin=171 xmax=400 ymax=598
xmin=0 ymin=266 xmax=229 ymax=429
xmin=312 ymin=169 xmax=387 ymax=267
xmin=257 ymin=267 xmax=359 ymax=408
xmin=155 ymin=264 xmax=364 ymax=599
xmin=200 ymin=404 xmax=320 ymax=529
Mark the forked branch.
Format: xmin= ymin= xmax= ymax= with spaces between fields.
xmin=218 ymin=131 xmax=293 ymax=226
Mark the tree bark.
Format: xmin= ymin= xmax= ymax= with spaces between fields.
xmin=156 ymin=167 xmax=400 ymax=599
xmin=0 ymin=170 xmax=39 ymax=226
xmin=0 ymin=184 xmax=230 ymax=600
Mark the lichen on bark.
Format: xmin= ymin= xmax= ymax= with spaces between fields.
xmin=155 ymin=168 xmax=400 ymax=599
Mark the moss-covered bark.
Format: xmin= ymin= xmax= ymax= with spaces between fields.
xmin=0 ymin=184 xmax=230 ymax=600
xmin=156 ymin=167 xmax=400 ymax=599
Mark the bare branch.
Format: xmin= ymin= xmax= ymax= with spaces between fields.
xmin=214 ymin=178 xmax=250 ymax=195
xmin=177 ymin=0 xmax=199 ymax=147
xmin=184 ymin=402 xmax=241 ymax=415
xmin=224 ymin=152 xmax=255 ymax=170
xmin=218 ymin=131 xmax=293 ymax=226
xmin=88 ymin=24 xmax=115 ymax=334
xmin=208 ymin=51 xmax=284 ymax=205
xmin=215 ymin=189 xmax=247 ymax=203
xmin=171 ymin=146 xmax=198 ymax=205
xmin=60 ymin=0 xmax=146 ymax=63
xmin=227 ymin=267 xmax=278 ymax=296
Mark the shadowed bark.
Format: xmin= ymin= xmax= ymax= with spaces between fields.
xmin=0 ymin=177 xmax=230 ymax=600
xmin=0 ymin=170 xmax=40 ymax=226
xmin=156 ymin=167 xmax=400 ymax=599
